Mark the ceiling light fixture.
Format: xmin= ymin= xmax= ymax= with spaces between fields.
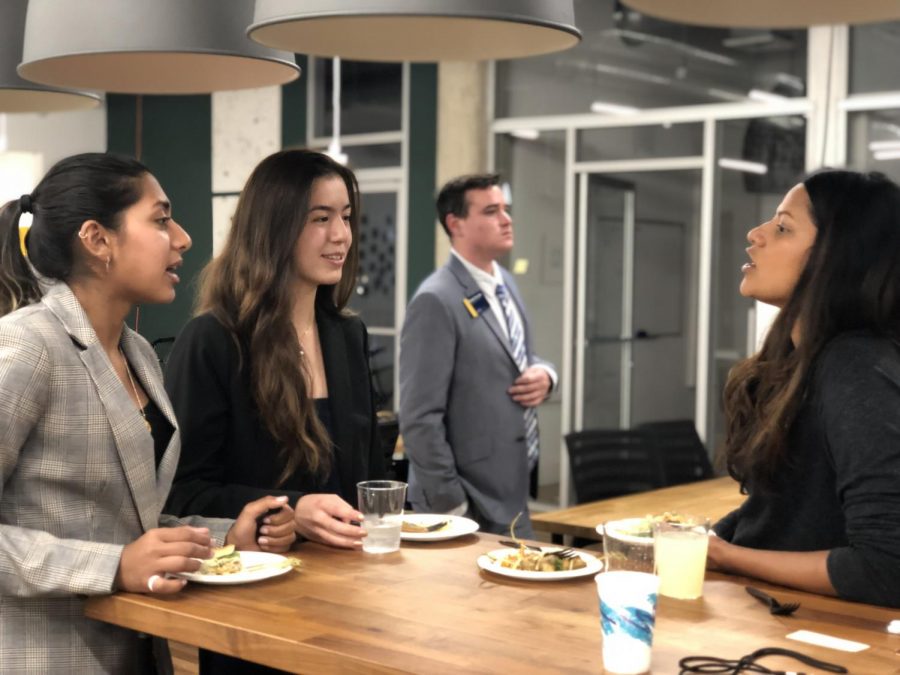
xmin=0 ymin=0 xmax=99 ymax=113
xmin=747 ymin=89 xmax=789 ymax=104
xmin=18 ymin=0 xmax=299 ymax=95
xmin=590 ymin=101 xmax=640 ymax=115
xmin=718 ymin=157 xmax=768 ymax=175
xmin=248 ymin=0 xmax=581 ymax=62
xmin=509 ymin=129 xmax=541 ymax=141
xmin=620 ymin=0 xmax=900 ymax=28
xmin=868 ymin=140 xmax=900 ymax=152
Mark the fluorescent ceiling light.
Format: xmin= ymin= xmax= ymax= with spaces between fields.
xmin=509 ymin=129 xmax=540 ymax=141
xmin=840 ymin=93 xmax=900 ymax=111
xmin=873 ymin=149 xmax=900 ymax=161
xmin=718 ymin=157 xmax=768 ymax=175
xmin=748 ymin=89 xmax=789 ymax=104
xmin=590 ymin=101 xmax=640 ymax=115
xmin=868 ymin=140 xmax=900 ymax=152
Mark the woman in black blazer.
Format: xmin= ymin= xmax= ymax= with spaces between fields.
xmin=165 ymin=149 xmax=385 ymax=551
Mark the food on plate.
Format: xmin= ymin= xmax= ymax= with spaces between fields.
xmin=402 ymin=519 xmax=450 ymax=534
xmin=198 ymin=545 xmax=243 ymax=575
xmin=492 ymin=548 xmax=587 ymax=572
xmin=490 ymin=511 xmax=587 ymax=572
xmin=617 ymin=512 xmax=690 ymax=538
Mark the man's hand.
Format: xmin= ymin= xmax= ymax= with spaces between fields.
xmin=508 ymin=366 xmax=552 ymax=408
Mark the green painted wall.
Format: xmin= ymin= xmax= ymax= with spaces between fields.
xmin=107 ymin=94 xmax=212 ymax=346
xmin=406 ymin=64 xmax=437 ymax=300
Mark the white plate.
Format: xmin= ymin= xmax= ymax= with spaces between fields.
xmin=400 ymin=514 xmax=480 ymax=542
xmin=477 ymin=548 xmax=603 ymax=581
xmin=179 ymin=551 xmax=293 ymax=585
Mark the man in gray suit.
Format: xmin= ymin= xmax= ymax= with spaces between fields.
xmin=399 ymin=174 xmax=557 ymax=537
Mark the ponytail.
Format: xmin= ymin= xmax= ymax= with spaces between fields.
xmin=0 ymin=152 xmax=150 ymax=318
xmin=0 ymin=198 xmax=41 ymax=317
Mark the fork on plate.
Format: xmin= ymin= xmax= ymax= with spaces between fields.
xmin=498 ymin=540 xmax=580 ymax=559
xmin=745 ymin=586 xmax=800 ymax=616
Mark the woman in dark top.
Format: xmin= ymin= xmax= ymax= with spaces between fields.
xmin=165 ymin=149 xmax=385 ymax=548
xmin=709 ymin=169 xmax=900 ymax=607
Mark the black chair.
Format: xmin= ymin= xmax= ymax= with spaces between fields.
xmin=564 ymin=429 xmax=666 ymax=505
xmin=638 ymin=419 xmax=714 ymax=487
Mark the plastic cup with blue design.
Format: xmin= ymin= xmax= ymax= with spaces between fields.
xmin=595 ymin=571 xmax=660 ymax=675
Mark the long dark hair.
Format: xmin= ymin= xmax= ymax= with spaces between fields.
xmin=723 ymin=170 xmax=900 ymax=489
xmin=197 ymin=149 xmax=360 ymax=484
xmin=0 ymin=152 xmax=149 ymax=316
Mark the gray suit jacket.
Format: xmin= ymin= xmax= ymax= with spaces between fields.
xmin=399 ymin=256 xmax=553 ymax=536
xmin=0 ymin=283 xmax=231 ymax=674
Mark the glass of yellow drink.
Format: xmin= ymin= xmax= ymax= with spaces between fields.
xmin=653 ymin=516 xmax=711 ymax=599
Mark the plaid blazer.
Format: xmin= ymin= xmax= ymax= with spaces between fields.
xmin=0 ymin=283 xmax=231 ymax=674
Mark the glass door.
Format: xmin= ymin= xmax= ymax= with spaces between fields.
xmin=575 ymin=170 xmax=702 ymax=432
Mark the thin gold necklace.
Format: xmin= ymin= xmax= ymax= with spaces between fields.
xmin=120 ymin=348 xmax=151 ymax=432
xmin=298 ymin=321 xmax=314 ymax=357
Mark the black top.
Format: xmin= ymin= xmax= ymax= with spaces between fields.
xmin=163 ymin=311 xmax=384 ymax=520
xmin=314 ymin=398 xmax=344 ymax=498
xmin=714 ymin=331 xmax=900 ymax=607
xmin=143 ymin=396 xmax=173 ymax=468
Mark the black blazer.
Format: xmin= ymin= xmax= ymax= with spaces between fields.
xmin=163 ymin=310 xmax=384 ymax=519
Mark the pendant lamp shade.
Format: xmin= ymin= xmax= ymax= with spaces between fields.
xmin=620 ymin=0 xmax=900 ymax=29
xmin=0 ymin=0 xmax=99 ymax=113
xmin=18 ymin=0 xmax=300 ymax=95
xmin=248 ymin=0 xmax=581 ymax=62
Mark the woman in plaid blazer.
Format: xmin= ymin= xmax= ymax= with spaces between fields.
xmin=0 ymin=153 xmax=296 ymax=673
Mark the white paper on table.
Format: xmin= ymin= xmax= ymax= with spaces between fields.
xmin=785 ymin=629 xmax=869 ymax=653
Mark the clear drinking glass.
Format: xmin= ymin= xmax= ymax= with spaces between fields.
xmin=357 ymin=480 xmax=407 ymax=554
xmin=600 ymin=518 xmax=655 ymax=573
xmin=653 ymin=516 xmax=711 ymax=599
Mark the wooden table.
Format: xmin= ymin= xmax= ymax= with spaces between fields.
xmin=85 ymin=533 xmax=900 ymax=674
xmin=532 ymin=476 xmax=746 ymax=542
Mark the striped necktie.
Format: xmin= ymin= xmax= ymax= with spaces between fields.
xmin=495 ymin=283 xmax=540 ymax=468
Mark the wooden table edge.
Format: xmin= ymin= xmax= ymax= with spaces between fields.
xmin=84 ymin=593 xmax=412 ymax=675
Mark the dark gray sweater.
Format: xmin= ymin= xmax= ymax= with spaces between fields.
xmin=715 ymin=331 xmax=900 ymax=607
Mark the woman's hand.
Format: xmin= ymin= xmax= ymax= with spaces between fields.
xmin=116 ymin=526 xmax=212 ymax=594
xmin=294 ymin=493 xmax=365 ymax=549
xmin=706 ymin=532 xmax=731 ymax=571
xmin=226 ymin=495 xmax=296 ymax=553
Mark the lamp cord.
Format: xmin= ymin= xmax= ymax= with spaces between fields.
xmin=679 ymin=647 xmax=848 ymax=674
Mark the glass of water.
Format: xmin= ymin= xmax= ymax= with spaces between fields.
xmin=357 ymin=480 xmax=407 ymax=554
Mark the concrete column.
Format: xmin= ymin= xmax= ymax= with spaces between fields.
xmin=434 ymin=61 xmax=490 ymax=266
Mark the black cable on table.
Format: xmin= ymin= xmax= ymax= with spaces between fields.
xmin=678 ymin=647 xmax=848 ymax=674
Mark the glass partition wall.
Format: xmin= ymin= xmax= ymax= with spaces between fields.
xmin=491 ymin=0 xmax=815 ymax=509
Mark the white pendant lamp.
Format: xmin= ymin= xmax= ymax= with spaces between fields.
xmin=248 ymin=0 xmax=581 ymax=62
xmin=18 ymin=0 xmax=300 ymax=95
xmin=620 ymin=0 xmax=900 ymax=29
xmin=0 ymin=0 xmax=99 ymax=113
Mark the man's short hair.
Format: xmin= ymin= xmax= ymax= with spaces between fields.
xmin=436 ymin=173 xmax=500 ymax=237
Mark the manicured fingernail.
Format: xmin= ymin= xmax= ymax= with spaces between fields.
xmin=260 ymin=526 xmax=269 ymax=535
xmin=276 ymin=495 xmax=289 ymax=503
xmin=258 ymin=537 xmax=269 ymax=545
